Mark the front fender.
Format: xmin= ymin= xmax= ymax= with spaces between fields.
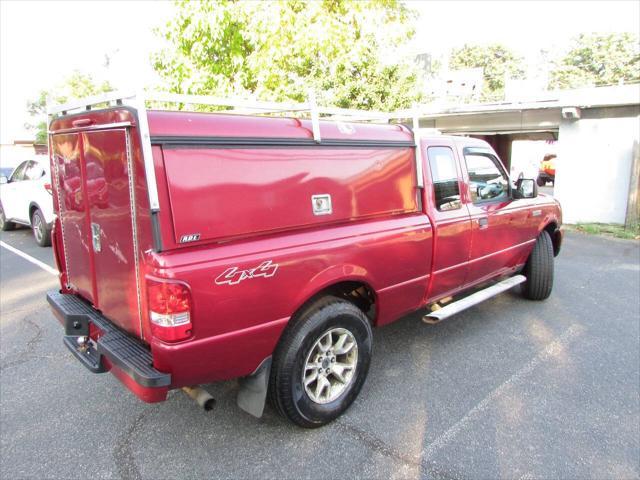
xmin=536 ymin=206 xmax=563 ymax=257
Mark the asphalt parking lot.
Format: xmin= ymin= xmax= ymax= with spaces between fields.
xmin=1 ymin=227 xmax=639 ymax=480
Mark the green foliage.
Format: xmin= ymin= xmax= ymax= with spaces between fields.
xmin=31 ymin=121 xmax=48 ymax=145
xmin=152 ymin=0 xmax=422 ymax=110
xmin=449 ymin=44 xmax=525 ymax=101
xmin=572 ymin=223 xmax=640 ymax=240
xmin=27 ymin=71 xmax=113 ymax=143
xmin=548 ymin=33 xmax=640 ymax=90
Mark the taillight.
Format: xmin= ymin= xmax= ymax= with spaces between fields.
xmin=146 ymin=279 xmax=193 ymax=342
xmin=44 ymin=182 xmax=53 ymax=195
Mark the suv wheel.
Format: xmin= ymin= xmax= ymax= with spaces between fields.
xmin=31 ymin=208 xmax=51 ymax=247
xmin=269 ymin=296 xmax=373 ymax=428
xmin=0 ymin=205 xmax=15 ymax=231
xmin=522 ymin=230 xmax=554 ymax=300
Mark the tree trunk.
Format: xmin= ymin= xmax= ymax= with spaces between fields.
xmin=625 ymin=139 xmax=640 ymax=230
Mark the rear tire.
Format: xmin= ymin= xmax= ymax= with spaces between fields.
xmin=0 ymin=205 xmax=15 ymax=231
xmin=522 ymin=230 xmax=554 ymax=300
xmin=31 ymin=208 xmax=51 ymax=247
xmin=269 ymin=296 xmax=372 ymax=428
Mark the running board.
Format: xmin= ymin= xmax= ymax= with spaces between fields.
xmin=423 ymin=275 xmax=526 ymax=324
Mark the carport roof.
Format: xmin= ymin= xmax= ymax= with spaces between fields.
xmin=410 ymin=84 xmax=640 ymax=119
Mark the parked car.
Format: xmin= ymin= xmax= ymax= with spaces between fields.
xmin=537 ymin=153 xmax=556 ymax=186
xmin=0 ymin=159 xmax=54 ymax=246
xmin=47 ymin=95 xmax=563 ymax=428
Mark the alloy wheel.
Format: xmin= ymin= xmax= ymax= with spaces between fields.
xmin=302 ymin=327 xmax=358 ymax=404
xmin=33 ymin=213 xmax=43 ymax=243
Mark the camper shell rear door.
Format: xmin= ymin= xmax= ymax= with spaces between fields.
xmin=50 ymin=110 xmax=144 ymax=338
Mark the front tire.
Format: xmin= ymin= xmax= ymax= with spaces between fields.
xmin=31 ymin=209 xmax=51 ymax=247
xmin=522 ymin=230 xmax=554 ymax=300
xmin=269 ymin=296 xmax=373 ymax=428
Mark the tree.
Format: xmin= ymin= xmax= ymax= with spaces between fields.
xmin=548 ymin=33 xmax=640 ymax=90
xmin=27 ymin=71 xmax=113 ymax=143
xmin=152 ymin=0 xmax=422 ymax=111
xmin=448 ymin=44 xmax=525 ymax=102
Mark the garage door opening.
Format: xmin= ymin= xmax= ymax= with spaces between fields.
xmin=469 ymin=132 xmax=558 ymax=197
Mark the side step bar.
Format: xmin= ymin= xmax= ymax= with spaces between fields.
xmin=423 ymin=275 xmax=526 ymax=324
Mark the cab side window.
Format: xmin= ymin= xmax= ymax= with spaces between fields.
xmin=427 ymin=146 xmax=461 ymax=211
xmin=464 ymin=150 xmax=509 ymax=203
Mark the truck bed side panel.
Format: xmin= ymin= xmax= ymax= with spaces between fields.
xmin=147 ymin=214 xmax=432 ymax=387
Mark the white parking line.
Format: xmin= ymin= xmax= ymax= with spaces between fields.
xmin=0 ymin=240 xmax=58 ymax=276
xmin=422 ymin=324 xmax=584 ymax=459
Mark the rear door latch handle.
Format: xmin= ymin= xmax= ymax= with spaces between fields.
xmin=477 ymin=217 xmax=489 ymax=229
xmin=91 ymin=223 xmax=101 ymax=252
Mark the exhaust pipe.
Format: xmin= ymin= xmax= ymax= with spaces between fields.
xmin=182 ymin=386 xmax=216 ymax=411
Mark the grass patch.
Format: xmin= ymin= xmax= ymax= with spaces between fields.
xmin=570 ymin=223 xmax=640 ymax=240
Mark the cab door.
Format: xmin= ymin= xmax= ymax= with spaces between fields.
xmin=424 ymin=143 xmax=472 ymax=301
xmin=460 ymin=146 xmax=521 ymax=285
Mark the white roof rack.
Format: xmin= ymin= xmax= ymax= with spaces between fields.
xmin=47 ymin=90 xmax=393 ymax=124
xmin=47 ymin=91 xmax=425 ymax=211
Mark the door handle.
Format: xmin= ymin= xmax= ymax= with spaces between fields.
xmin=91 ymin=223 xmax=101 ymax=252
xmin=477 ymin=217 xmax=489 ymax=229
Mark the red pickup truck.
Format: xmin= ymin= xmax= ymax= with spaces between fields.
xmin=46 ymin=93 xmax=562 ymax=428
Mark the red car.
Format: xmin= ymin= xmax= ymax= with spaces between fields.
xmin=47 ymin=94 xmax=562 ymax=428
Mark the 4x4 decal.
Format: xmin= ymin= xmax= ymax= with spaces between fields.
xmin=215 ymin=261 xmax=279 ymax=286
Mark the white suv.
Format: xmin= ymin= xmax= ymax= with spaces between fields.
xmin=0 ymin=159 xmax=55 ymax=247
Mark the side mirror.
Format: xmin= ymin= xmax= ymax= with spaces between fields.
xmin=0 ymin=176 xmax=8 ymax=185
xmin=513 ymin=178 xmax=537 ymax=199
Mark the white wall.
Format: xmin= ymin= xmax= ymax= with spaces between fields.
xmin=0 ymin=144 xmax=37 ymax=169
xmin=555 ymin=114 xmax=640 ymax=224
xmin=510 ymin=140 xmax=556 ymax=180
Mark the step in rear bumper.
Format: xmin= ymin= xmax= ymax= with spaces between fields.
xmin=47 ymin=291 xmax=171 ymax=397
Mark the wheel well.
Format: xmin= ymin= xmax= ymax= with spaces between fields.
xmin=29 ymin=203 xmax=39 ymax=220
xmin=543 ymin=221 xmax=561 ymax=256
xmin=298 ymin=281 xmax=377 ymax=324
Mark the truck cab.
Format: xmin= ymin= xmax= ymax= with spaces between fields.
xmin=422 ymin=135 xmax=561 ymax=303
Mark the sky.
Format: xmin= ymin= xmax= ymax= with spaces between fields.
xmin=1 ymin=0 xmax=639 ymax=144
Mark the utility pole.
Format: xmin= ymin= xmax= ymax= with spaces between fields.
xmin=625 ymin=139 xmax=639 ymax=231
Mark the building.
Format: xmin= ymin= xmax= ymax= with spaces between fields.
xmin=0 ymin=140 xmax=47 ymax=169
xmin=414 ymin=84 xmax=640 ymax=225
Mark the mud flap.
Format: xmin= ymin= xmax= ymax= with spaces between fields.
xmin=237 ymin=357 xmax=272 ymax=418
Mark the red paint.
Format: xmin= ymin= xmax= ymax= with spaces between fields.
xmin=49 ymin=108 xmax=562 ymax=402
xmin=51 ymin=133 xmax=94 ymax=301
xmin=83 ymin=129 xmax=141 ymax=336
xmin=146 ymin=110 xmax=413 ymax=143
xmin=162 ymin=146 xmax=417 ymax=244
